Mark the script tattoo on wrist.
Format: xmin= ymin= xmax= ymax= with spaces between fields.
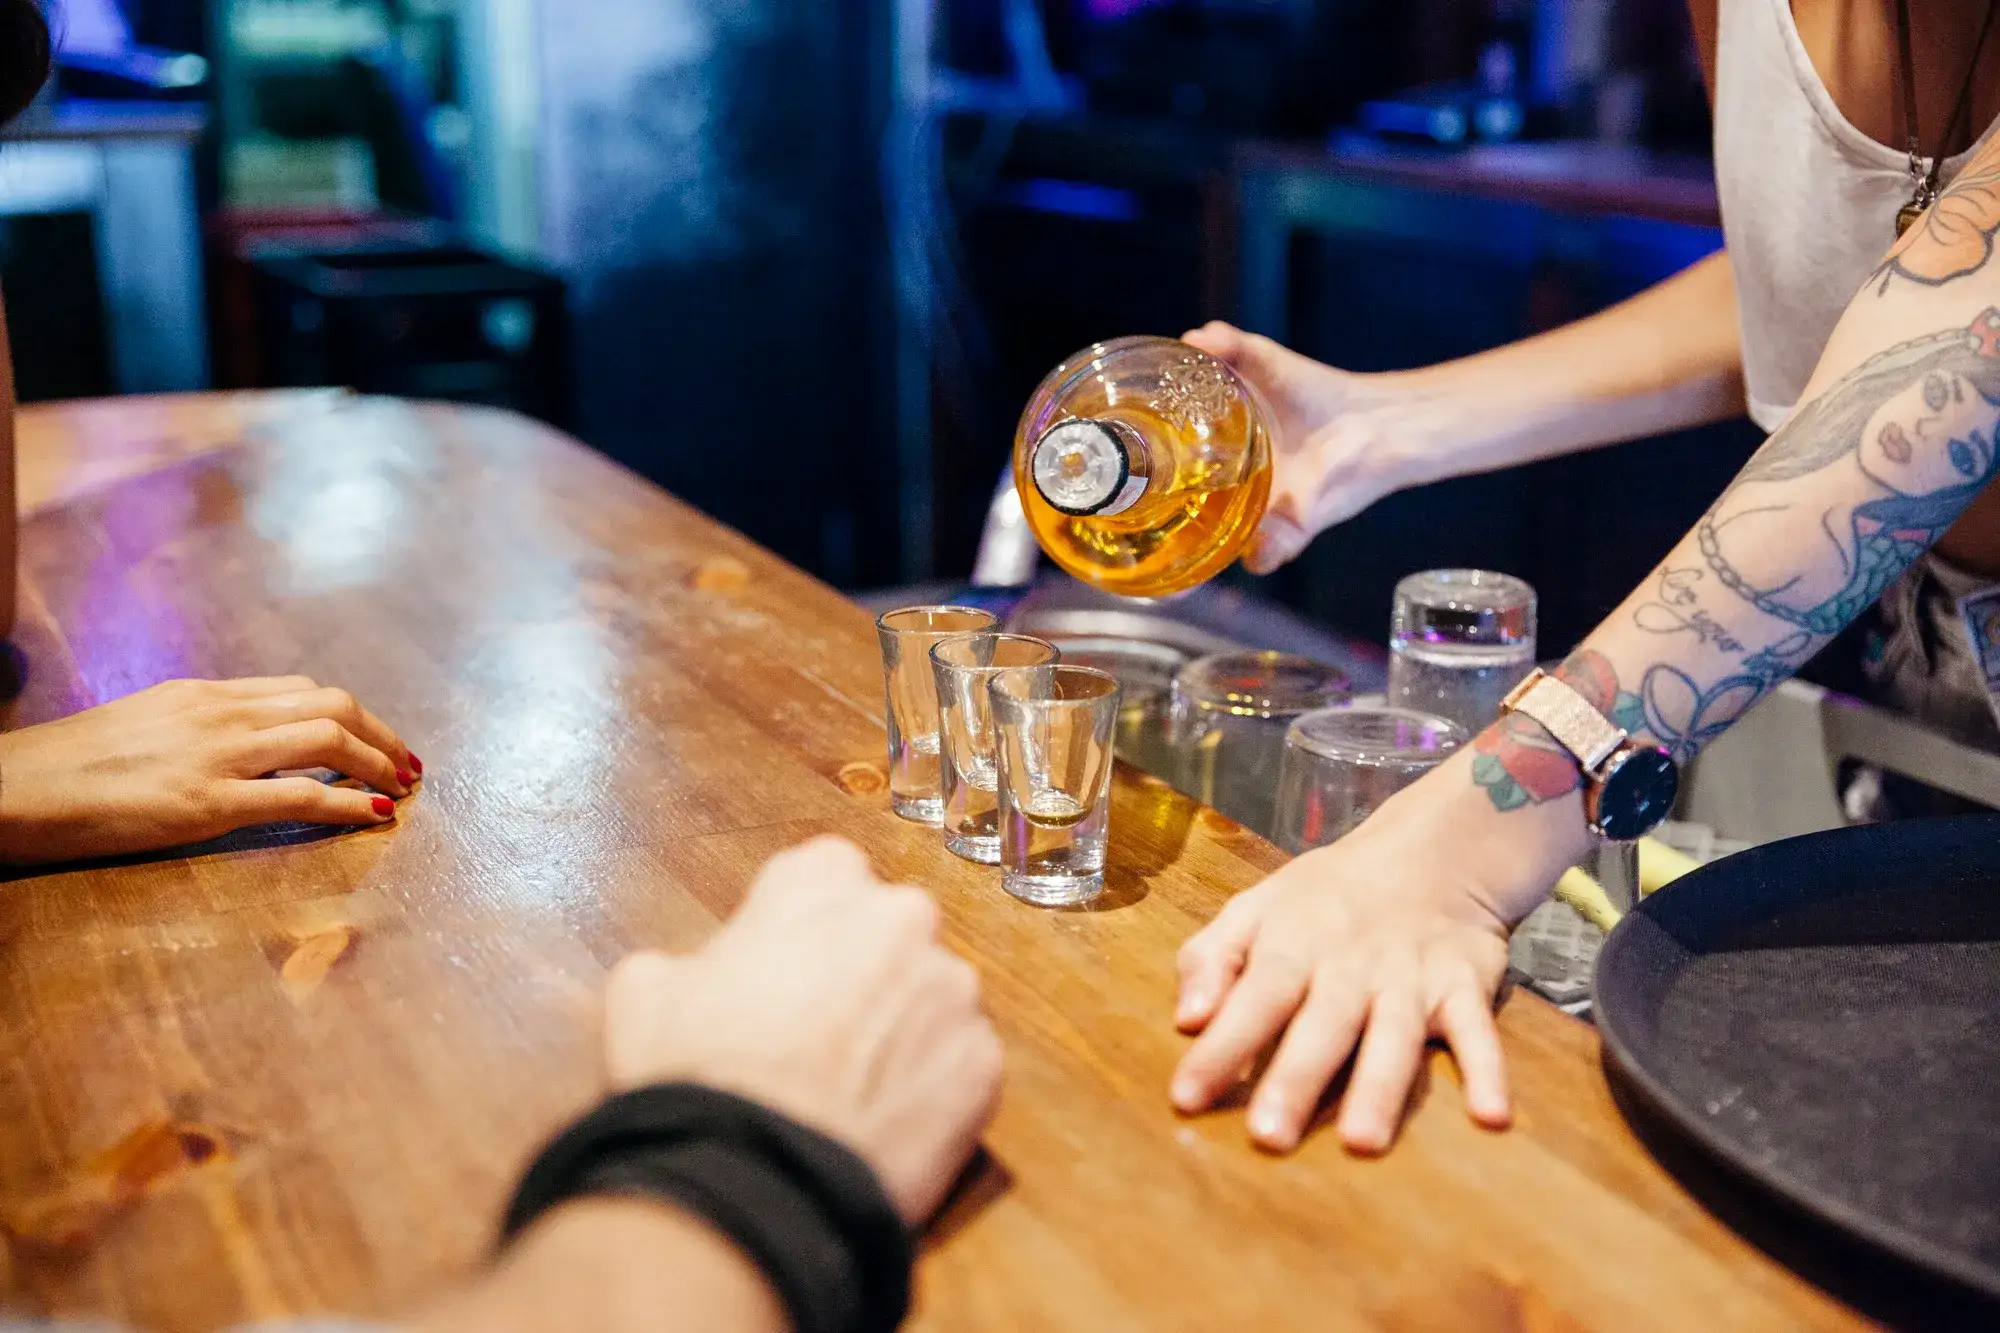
xmin=1471 ymin=650 xmax=1643 ymax=813
xmin=1632 ymin=567 xmax=1747 ymax=652
xmin=1872 ymin=159 xmax=2000 ymax=296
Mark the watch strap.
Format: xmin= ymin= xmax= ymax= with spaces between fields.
xmin=1502 ymin=670 xmax=1626 ymax=773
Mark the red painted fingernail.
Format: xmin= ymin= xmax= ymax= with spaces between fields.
xmin=371 ymin=796 xmax=395 ymax=817
xmin=408 ymin=753 xmax=423 ymax=775
xmin=396 ymin=768 xmax=413 ymax=786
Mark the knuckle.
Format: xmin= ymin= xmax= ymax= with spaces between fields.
xmin=189 ymin=702 xmax=234 ymax=733
xmin=939 ymin=954 xmax=982 ymax=1007
xmin=303 ymin=716 xmax=347 ymax=749
xmin=283 ymin=779 xmax=334 ymax=818
xmin=1244 ymin=947 xmax=1309 ymax=994
xmin=814 ymin=835 xmax=872 ymax=877
xmin=781 ymin=835 xmax=865 ymax=876
xmin=888 ymin=886 xmax=940 ymax=936
xmin=323 ymin=687 xmax=359 ymax=717
xmin=181 ymin=773 xmax=224 ymax=815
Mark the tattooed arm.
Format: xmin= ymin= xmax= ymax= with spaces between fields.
xmin=1169 ymin=132 xmax=2000 ymax=1158
xmin=1482 ymin=137 xmax=2000 ymax=793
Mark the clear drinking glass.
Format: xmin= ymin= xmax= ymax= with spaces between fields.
xmin=876 ymin=605 xmax=998 ymax=823
xmin=1045 ymin=635 xmax=1189 ymax=783
xmin=1168 ymin=651 xmax=1351 ymax=839
xmin=1385 ymin=569 xmax=1536 ymax=735
xmin=930 ymin=632 xmax=1061 ymax=864
xmin=1272 ymin=705 xmax=1467 ymax=853
xmin=988 ymin=664 xmax=1121 ymax=907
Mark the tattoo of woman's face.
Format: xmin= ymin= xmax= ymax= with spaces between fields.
xmin=1858 ymin=371 xmax=1995 ymax=494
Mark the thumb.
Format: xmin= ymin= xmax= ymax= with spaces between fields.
xmin=1181 ymin=321 xmax=1285 ymax=384
xmin=1179 ymin=320 xmax=1243 ymax=361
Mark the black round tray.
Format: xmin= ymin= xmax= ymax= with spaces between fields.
xmin=1595 ymin=815 xmax=2000 ymax=1314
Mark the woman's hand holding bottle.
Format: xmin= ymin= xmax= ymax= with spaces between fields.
xmin=1180 ymin=322 xmax=1466 ymax=574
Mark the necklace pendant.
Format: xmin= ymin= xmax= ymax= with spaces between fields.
xmin=1899 ymin=174 xmax=1938 ymax=237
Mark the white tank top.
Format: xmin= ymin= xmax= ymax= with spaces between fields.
xmin=1715 ymin=0 xmax=2000 ymax=431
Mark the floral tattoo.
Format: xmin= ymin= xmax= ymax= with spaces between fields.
xmin=1471 ymin=651 xmax=1643 ymax=813
xmin=1873 ymin=157 xmax=2000 ymax=296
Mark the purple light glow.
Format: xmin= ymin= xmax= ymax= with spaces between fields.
xmin=1084 ymin=0 xmax=1166 ymax=19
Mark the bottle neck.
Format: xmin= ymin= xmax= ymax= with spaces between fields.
xmin=1029 ymin=419 xmax=1154 ymax=517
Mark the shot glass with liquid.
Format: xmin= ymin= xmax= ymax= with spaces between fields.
xmin=989 ymin=664 xmax=1121 ymax=907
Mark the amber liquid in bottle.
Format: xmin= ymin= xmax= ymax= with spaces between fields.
xmin=1014 ymin=338 xmax=1271 ymax=599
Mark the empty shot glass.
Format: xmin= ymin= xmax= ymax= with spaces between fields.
xmin=1271 ymin=705 xmax=1467 ymax=853
xmin=876 ymin=605 xmax=998 ymax=823
xmin=1168 ymin=651 xmax=1351 ymax=839
xmin=1386 ymin=569 xmax=1536 ymax=735
xmin=989 ymin=664 xmax=1121 ymax=907
xmin=931 ymin=632 xmax=1061 ymax=863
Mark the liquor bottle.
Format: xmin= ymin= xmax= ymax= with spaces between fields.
xmin=1013 ymin=337 xmax=1272 ymax=598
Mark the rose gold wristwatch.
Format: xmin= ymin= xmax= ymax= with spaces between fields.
xmin=1498 ymin=668 xmax=1679 ymax=840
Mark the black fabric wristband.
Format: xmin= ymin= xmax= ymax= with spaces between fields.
xmin=499 ymin=1083 xmax=912 ymax=1333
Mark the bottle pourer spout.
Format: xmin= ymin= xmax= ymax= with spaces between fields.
xmin=1030 ymin=419 xmax=1146 ymax=516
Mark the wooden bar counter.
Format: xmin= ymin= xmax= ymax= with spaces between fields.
xmin=0 ymin=393 xmax=1871 ymax=1330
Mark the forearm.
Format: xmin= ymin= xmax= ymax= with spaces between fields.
xmin=1373 ymin=250 xmax=1746 ymax=487
xmin=1446 ymin=130 xmax=2000 ymax=913
xmin=410 ymin=1199 xmax=787 ymax=1333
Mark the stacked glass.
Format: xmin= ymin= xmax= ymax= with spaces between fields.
xmin=1385 ymin=569 xmax=1536 ymax=736
xmin=1169 ymin=650 xmax=1351 ymax=839
xmin=1272 ymin=705 xmax=1467 ymax=853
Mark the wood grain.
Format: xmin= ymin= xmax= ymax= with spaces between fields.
xmin=0 ymin=394 xmax=1872 ymax=1330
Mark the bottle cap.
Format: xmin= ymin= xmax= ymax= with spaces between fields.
xmin=1031 ymin=419 xmax=1147 ymax=517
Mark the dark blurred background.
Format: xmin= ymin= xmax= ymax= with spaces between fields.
xmin=0 ymin=0 xmax=1756 ymax=653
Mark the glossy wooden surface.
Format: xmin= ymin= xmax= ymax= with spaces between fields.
xmin=0 ymin=393 xmax=1872 ymax=1331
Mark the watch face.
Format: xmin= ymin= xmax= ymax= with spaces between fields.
xmin=1593 ymin=745 xmax=1679 ymax=841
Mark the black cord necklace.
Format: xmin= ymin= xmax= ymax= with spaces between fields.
xmin=1894 ymin=0 xmax=2000 ymax=236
